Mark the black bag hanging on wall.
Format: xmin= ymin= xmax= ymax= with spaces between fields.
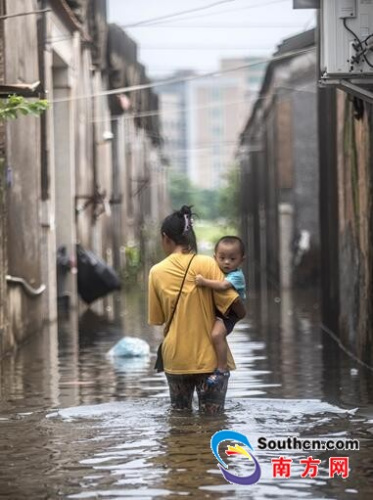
xmin=77 ymin=244 xmax=121 ymax=304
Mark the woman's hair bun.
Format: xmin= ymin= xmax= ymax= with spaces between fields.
xmin=179 ymin=205 xmax=192 ymax=216
xmin=161 ymin=204 xmax=197 ymax=252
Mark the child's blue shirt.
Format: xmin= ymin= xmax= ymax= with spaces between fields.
xmin=225 ymin=269 xmax=246 ymax=300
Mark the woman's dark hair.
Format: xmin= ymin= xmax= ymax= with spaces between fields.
xmin=161 ymin=205 xmax=197 ymax=253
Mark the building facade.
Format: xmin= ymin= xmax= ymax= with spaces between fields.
xmin=187 ymin=57 xmax=266 ymax=190
xmin=156 ymin=58 xmax=266 ymax=191
xmin=155 ymin=70 xmax=194 ymax=178
xmin=0 ymin=0 xmax=167 ymax=356
xmin=239 ymin=29 xmax=319 ymax=294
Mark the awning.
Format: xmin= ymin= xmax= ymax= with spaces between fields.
xmin=0 ymin=81 xmax=44 ymax=98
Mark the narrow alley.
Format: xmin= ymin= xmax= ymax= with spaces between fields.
xmin=1 ymin=1 xmax=373 ymax=499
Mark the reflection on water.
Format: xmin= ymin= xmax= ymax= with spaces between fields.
xmin=0 ymin=288 xmax=372 ymax=499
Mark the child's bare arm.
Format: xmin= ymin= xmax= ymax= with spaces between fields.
xmin=195 ymin=274 xmax=232 ymax=291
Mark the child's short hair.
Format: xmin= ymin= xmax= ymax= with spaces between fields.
xmin=215 ymin=236 xmax=245 ymax=257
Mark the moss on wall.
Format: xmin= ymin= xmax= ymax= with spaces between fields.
xmin=339 ymin=96 xmax=373 ymax=363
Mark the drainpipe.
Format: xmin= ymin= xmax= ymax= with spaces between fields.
xmin=111 ymin=117 xmax=121 ymax=273
xmin=317 ymin=10 xmax=340 ymax=334
xmin=37 ymin=0 xmax=48 ymax=200
xmin=6 ymin=275 xmax=46 ymax=296
xmin=91 ymin=118 xmax=100 ymax=256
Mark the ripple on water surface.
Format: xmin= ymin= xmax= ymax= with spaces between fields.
xmin=11 ymin=397 xmax=362 ymax=500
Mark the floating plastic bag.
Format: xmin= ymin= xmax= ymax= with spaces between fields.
xmin=107 ymin=337 xmax=150 ymax=358
xmin=110 ymin=356 xmax=150 ymax=374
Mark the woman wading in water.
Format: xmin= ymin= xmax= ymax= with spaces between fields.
xmin=148 ymin=205 xmax=246 ymax=414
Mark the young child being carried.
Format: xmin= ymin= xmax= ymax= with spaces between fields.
xmin=195 ymin=235 xmax=246 ymax=386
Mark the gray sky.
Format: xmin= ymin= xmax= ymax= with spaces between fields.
xmin=107 ymin=0 xmax=316 ymax=77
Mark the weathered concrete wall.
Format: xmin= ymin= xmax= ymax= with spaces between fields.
xmin=239 ymin=41 xmax=319 ymax=294
xmin=0 ymin=2 xmax=168 ymax=356
xmin=292 ymin=78 xmax=319 ymax=287
xmin=292 ymin=85 xmax=319 ymax=245
xmin=3 ymin=0 xmax=44 ymax=351
xmin=74 ymin=48 xmax=95 ymax=251
xmin=337 ymin=92 xmax=373 ymax=360
xmin=49 ymin=23 xmax=79 ymax=312
xmin=0 ymin=2 xmax=6 ymax=346
xmin=93 ymin=69 xmax=113 ymax=266
xmin=0 ymin=158 xmax=7 ymax=348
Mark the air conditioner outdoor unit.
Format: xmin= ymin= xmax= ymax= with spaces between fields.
xmin=321 ymin=0 xmax=373 ymax=79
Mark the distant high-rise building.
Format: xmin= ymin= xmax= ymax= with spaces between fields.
xmin=187 ymin=57 xmax=266 ymax=190
xmin=155 ymin=58 xmax=266 ymax=189
xmin=155 ymin=70 xmax=195 ymax=177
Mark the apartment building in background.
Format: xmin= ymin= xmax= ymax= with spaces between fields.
xmin=156 ymin=58 xmax=266 ymax=190
xmin=155 ymin=70 xmax=195 ymax=177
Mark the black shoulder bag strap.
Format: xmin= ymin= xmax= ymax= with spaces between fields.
xmin=164 ymin=253 xmax=196 ymax=335
xmin=154 ymin=254 xmax=196 ymax=372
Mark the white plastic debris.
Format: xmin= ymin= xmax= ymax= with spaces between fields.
xmin=107 ymin=337 xmax=150 ymax=358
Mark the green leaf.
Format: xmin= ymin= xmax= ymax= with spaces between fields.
xmin=0 ymin=95 xmax=49 ymax=121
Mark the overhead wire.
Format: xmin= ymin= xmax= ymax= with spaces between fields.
xmin=123 ymin=86 xmax=317 ymax=153
xmin=0 ymin=8 xmax=50 ymax=20
xmin=120 ymin=87 xmax=320 ymax=200
xmin=132 ymin=91 xmax=315 ymax=121
xmin=123 ymin=23 xmax=306 ymax=29
xmin=139 ymin=46 xmax=274 ymax=51
xmin=51 ymin=46 xmax=315 ymax=104
xmin=122 ymin=0 xmax=234 ymax=28
xmin=44 ymin=19 xmax=311 ymax=45
xmin=122 ymin=96 xmax=258 ymax=121
xmin=92 ymin=85 xmax=317 ymax=138
xmin=43 ymin=33 xmax=278 ymax=51
xmin=122 ymin=0 xmax=289 ymax=28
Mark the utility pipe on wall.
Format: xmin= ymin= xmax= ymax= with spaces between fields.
xmin=6 ymin=275 xmax=46 ymax=296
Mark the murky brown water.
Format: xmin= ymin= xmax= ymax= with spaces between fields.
xmin=0 ymin=289 xmax=373 ymax=499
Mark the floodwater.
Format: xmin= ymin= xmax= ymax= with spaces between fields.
xmin=0 ymin=289 xmax=372 ymax=500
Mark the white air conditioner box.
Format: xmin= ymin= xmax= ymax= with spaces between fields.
xmin=321 ymin=0 xmax=373 ymax=78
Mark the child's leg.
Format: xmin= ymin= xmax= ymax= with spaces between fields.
xmin=211 ymin=318 xmax=228 ymax=372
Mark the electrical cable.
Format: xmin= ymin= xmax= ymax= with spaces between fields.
xmin=362 ymin=32 xmax=373 ymax=46
xmin=51 ymin=46 xmax=315 ymax=104
xmin=346 ymin=26 xmax=373 ymax=57
xmin=90 ymin=85 xmax=315 ymax=125
xmin=44 ymin=20 xmax=308 ymax=44
xmin=123 ymin=0 xmax=289 ymax=28
xmin=0 ymin=9 xmax=50 ymax=20
xmin=123 ymin=97 xmax=258 ymax=120
xmin=124 ymin=23 xmax=305 ymax=29
xmin=320 ymin=323 xmax=373 ymax=372
xmin=122 ymin=0 xmax=234 ymax=28
xmin=343 ymin=18 xmax=373 ymax=69
xmin=139 ymin=46 xmax=274 ymax=51
xmin=44 ymin=34 xmax=276 ymax=50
